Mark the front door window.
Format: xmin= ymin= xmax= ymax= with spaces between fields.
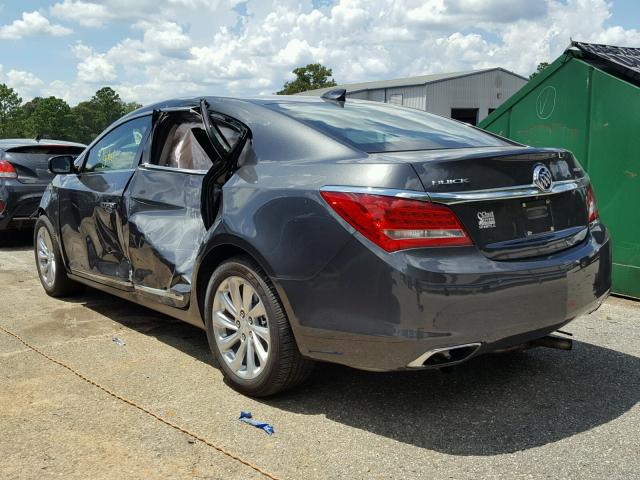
xmin=84 ymin=116 xmax=151 ymax=173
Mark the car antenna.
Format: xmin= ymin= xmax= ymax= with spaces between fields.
xmin=321 ymin=88 xmax=347 ymax=107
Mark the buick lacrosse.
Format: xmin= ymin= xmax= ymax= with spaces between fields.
xmin=34 ymin=91 xmax=611 ymax=396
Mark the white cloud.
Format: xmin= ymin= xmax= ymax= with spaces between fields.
xmin=5 ymin=0 xmax=640 ymax=106
xmin=71 ymin=42 xmax=94 ymax=60
xmin=3 ymin=69 xmax=44 ymax=99
xmin=69 ymin=42 xmax=119 ymax=83
xmin=138 ymin=21 xmax=193 ymax=58
xmin=6 ymin=70 xmax=44 ymax=88
xmin=50 ymin=1 xmax=112 ymax=27
xmin=0 ymin=10 xmax=72 ymax=39
xmin=50 ymin=0 xmax=238 ymax=32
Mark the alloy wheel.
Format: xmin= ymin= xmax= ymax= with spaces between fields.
xmin=36 ymin=226 xmax=56 ymax=288
xmin=212 ymin=276 xmax=271 ymax=379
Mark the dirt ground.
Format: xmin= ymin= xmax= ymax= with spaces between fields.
xmin=1 ymin=232 xmax=639 ymax=480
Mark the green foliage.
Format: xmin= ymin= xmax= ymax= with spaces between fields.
xmin=19 ymin=97 xmax=72 ymax=140
xmin=123 ymin=101 xmax=143 ymax=115
xmin=0 ymin=84 xmax=22 ymax=138
xmin=277 ymin=63 xmax=337 ymax=95
xmin=0 ymin=84 xmax=144 ymax=144
xmin=529 ymin=62 xmax=550 ymax=80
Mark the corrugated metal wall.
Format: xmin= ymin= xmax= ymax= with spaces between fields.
xmin=345 ymin=70 xmax=526 ymax=121
xmin=426 ymin=70 xmax=525 ymax=120
xmin=348 ymin=91 xmax=369 ymax=100
xmin=385 ymin=85 xmax=427 ymax=110
xmin=367 ymin=90 xmax=385 ymax=102
xmin=348 ymin=90 xmax=385 ymax=101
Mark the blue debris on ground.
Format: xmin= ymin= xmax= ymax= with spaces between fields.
xmin=239 ymin=411 xmax=275 ymax=436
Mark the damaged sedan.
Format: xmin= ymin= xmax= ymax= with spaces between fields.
xmin=34 ymin=92 xmax=611 ymax=396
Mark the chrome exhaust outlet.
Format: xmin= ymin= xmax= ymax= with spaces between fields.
xmin=407 ymin=343 xmax=481 ymax=368
xmin=530 ymin=335 xmax=573 ymax=350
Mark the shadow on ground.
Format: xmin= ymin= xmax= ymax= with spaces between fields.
xmin=64 ymin=289 xmax=214 ymax=366
xmin=0 ymin=229 xmax=33 ymax=249
xmin=37 ymin=288 xmax=640 ymax=456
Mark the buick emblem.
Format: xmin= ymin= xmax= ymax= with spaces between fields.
xmin=533 ymin=164 xmax=553 ymax=192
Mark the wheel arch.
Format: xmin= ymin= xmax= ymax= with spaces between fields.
xmin=193 ymin=238 xmax=296 ymax=332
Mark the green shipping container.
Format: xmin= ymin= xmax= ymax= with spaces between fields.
xmin=480 ymin=41 xmax=640 ymax=299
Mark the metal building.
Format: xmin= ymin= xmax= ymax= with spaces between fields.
xmin=299 ymin=68 xmax=527 ymax=125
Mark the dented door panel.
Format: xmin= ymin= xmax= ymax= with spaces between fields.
xmin=58 ymin=170 xmax=135 ymax=283
xmin=126 ymin=166 xmax=207 ymax=307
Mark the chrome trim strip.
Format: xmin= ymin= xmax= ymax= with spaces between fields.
xmin=407 ymin=342 xmax=482 ymax=368
xmin=72 ymin=270 xmax=132 ymax=287
xmin=140 ymin=163 xmax=208 ymax=175
xmin=428 ymin=177 xmax=589 ymax=204
xmin=134 ymin=284 xmax=185 ymax=301
xmin=320 ymin=185 xmax=431 ymax=201
xmin=321 ymin=177 xmax=589 ymax=205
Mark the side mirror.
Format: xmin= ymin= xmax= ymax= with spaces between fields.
xmin=48 ymin=155 xmax=75 ymax=174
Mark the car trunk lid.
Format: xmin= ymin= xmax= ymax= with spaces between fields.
xmin=372 ymin=146 xmax=590 ymax=260
xmin=3 ymin=145 xmax=85 ymax=184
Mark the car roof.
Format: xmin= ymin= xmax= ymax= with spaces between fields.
xmin=0 ymin=138 xmax=86 ymax=150
xmin=122 ymin=94 xmax=341 ymax=117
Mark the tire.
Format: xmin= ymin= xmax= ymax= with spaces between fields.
xmin=204 ymin=256 xmax=314 ymax=397
xmin=34 ymin=216 xmax=77 ymax=297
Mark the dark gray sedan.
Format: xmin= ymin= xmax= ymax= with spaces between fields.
xmin=0 ymin=139 xmax=85 ymax=231
xmin=34 ymin=93 xmax=611 ymax=396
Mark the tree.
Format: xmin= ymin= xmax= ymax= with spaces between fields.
xmin=68 ymin=88 xmax=141 ymax=144
xmin=123 ymin=101 xmax=142 ymax=115
xmin=529 ymin=62 xmax=549 ymax=80
xmin=0 ymin=85 xmax=142 ymax=143
xmin=90 ymin=87 xmax=127 ymax=128
xmin=19 ymin=96 xmax=73 ymax=140
xmin=0 ymin=84 xmax=22 ymax=138
xmin=69 ymin=100 xmax=101 ymax=144
xmin=277 ymin=63 xmax=337 ymax=95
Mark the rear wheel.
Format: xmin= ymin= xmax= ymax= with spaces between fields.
xmin=204 ymin=256 xmax=314 ymax=397
xmin=34 ymin=216 xmax=76 ymax=297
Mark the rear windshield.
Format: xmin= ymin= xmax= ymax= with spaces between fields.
xmin=267 ymin=101 xmax=511 ymax=153
xmin=6 ymin=145 xmax=85 ymax=155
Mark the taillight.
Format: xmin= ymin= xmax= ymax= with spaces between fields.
xmin=0 ymin=160 xmax=17 ymax=179
xmin=586 ymin=184 xmax=599 ymax=223
xmin=320 ymin=191 xmax=472 ymax=252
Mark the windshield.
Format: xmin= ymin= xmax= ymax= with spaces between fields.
xmin=267 ymin=100 xmax=511 ymax=153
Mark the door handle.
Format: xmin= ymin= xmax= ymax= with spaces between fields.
xmin=100 ymin=201 xmax=118 ymax=213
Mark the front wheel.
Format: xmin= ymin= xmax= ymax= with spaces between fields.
xmin=34 ymin=216 xmax=76 ymax=297
xmin=204 ymin=256 xmax=314 ymax=397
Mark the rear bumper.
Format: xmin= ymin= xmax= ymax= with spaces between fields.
xmin=0 ymin=180 xmax=46 ymax=230
xmin=279 ymin=222 xmax=611 ymax=371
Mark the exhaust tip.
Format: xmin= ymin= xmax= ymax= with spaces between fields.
xmin=408 ymin=343 xmax=481 ymax=368
xmin=530 ymin=335 xmax=573 ymax=351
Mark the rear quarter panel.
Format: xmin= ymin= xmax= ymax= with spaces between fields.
xmin=214 ymin=160 xmax=424 ymax=280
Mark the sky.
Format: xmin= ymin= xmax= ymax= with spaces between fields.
xmin=0 ymin=0 xmax=639 ymax=105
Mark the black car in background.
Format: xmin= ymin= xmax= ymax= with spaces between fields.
xmin=0 ymin=139 xmax=85 ymax=231
xmin=34 ymin=94 xmax=611 ymax=397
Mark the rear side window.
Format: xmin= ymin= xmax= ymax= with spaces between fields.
xmin=267 ymin=101 xmax=511 ymax=153
xmin=157 ymin=120 xmax=213 ymax=170
xmin=84 ymin=116 xmax=151 ymax=173
xmin=152 ymin=111 xmax=242 ymax=170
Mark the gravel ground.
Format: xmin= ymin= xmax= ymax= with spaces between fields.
xmin=1 ymin=232 xmax=638 ymax=480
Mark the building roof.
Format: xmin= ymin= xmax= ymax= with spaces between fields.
xmin=298 ymin=67 xmax=528 ymax=96
xmin=572 ymin=41 xmax=640 ymax=85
